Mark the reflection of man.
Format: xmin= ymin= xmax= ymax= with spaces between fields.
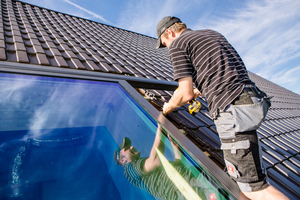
xmin=114 ymin=125 xmax=215 ymax=200
xmin=156 ymin=16 xmax=288 ymax=200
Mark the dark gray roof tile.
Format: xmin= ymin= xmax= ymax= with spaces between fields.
xmin=25 ymin=46 xmax=35 ymax=54
xmin=261 ymin=139 xmax=291 ymax=159
xmin=6 ymin=43 xmax=15 ymax=51
xmin=289 ymin=156 xmax=300 ymax=167
xmin=28 ymin=53 xmax=40 ymax=64
xmin=176 ymin=109 xmax=207 ymax=128
xmin=268 ymin=168 xmax=300 ymax=199
xmin=275 ymin=135 xmax=299 ymax=152
xmin=283 ymin=160 xmax=300 ymax=175
xmin=98 ymin=61 xmax=115 ymax=73
xmin=85 ymin=60 xmax=100 ymax=71
xmin=257 ymin=128 xmax=272 ymax=138
xmin=14 ymin=35 xmax=23 ymax=43
xmin=112 ymin=63 xmax=131 ymax=75
xmin=17 ymin=50 xmax=29 ymax=63
xmin=4 ymin=30 xmax=13 ymax=37
xmin=289 ymin=132 xmax=300 ymax=141
xmin=0 ymin=48 xmax=6 ymax=60
xmin=35 ymin=53 xmax=50 ymax=65
xmin=261 ymin=148 xmax=280 ymax=168
xmin=123 ymin=65 xmax=140 ymax=75
xmin=33 ymin=45 xmax=44 ymax=53
xmin=0 ymin=40 xmax=5 ymax=48
xmin=268 ymin=137 xmax=298 ymax=155
xmin=67 ymin=58 xmax=85 ymax=69
xmin=281 ymin=134 xmax=299 ymax=147
xmin=15 ymin=42 xmax=26 ymax=51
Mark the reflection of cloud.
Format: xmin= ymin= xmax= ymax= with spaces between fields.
xmin=26 ymin=84 xmax=89 ymax=139
xmin=24 ymin=83 xmax=115 ymax=140
xmin=0 ymin=78 xmax=34 ymax=108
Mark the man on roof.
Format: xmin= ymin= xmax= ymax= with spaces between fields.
xmin=156 ymin=16 xmax=289 ymax=200
xmin=114 ymin=124 xmax=221 ymax=200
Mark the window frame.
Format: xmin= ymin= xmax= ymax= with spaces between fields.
xmin=0 ymin=61 xmax=240 ymax=199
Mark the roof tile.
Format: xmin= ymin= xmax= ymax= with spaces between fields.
xmin=15 ymin=42 xmax=26 ymax=51
xmin=0 ymin=40 xmax=5 ymax=48
xmin=86 ymin=60 xmax=101 ymax=71
xmin=0 ymin=48 xmax=6 ymax=60
xmin=18 ymin=50 xmax=29 ymax=63
xmin=35 ymin=53 xmax=50 ymax=65
xmin=67 ymin=58 xmax=85 ymax=69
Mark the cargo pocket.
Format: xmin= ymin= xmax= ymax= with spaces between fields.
xmin=214 ymin=111 xmax=235 ymax=139
xmin=224 ymin=159 xmax=240 ymax=179
xmin=231 ymin=97 xmax=270 ymax=133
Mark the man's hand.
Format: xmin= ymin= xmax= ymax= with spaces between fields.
xmin=163 ymin=102 xmax=175 ymax=115
xmin=193 ymin=88 xmax=202 ymax=99
xmin=162 ymin=77 xmax=195 ymax=115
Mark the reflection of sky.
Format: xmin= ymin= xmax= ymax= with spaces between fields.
xmin=0 ymin=74 xmax=116 ymax=133
xmin=0 ymin=73 xmax=224 ymax=199
xmin=0 ymin=73 xmax=155 ymax=153
xmin=0 ymin=73 xmax=159 ymax=199
xmin=0 ymin=73 xmax=165 ymax=157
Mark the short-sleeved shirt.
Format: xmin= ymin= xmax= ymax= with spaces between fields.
xmin=124 ymin=158 xmax=178 ymax=199
xmin=169 ymin=29 xmax=254 ymax=119
xmin=124 ymin=158 xmax=207 ymax=200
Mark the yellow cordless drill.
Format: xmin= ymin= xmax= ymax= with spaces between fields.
xmin=188 ymin=99 xmax=201 ymax=114
xmin=171 ymin=88 xmax=201 ymax=114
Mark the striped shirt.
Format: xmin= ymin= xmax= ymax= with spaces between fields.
xmin=169 ymin=29 xmax=254 ymax=119
xmin=124 ymin=158 xmax=205 ymax=200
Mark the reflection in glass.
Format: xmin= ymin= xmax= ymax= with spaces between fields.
xmin=0 ymin=73 xmax=232 ymax=199
xmin=114 ymin=125 xmax=231 ymax=200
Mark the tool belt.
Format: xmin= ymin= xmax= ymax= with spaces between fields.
xmin=232 ymin=85 xmax=267 ymax=105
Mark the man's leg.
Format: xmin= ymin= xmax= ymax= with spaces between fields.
xmin=220 ymin=129 xmax=289 ymax=200
xmin=214 ymin=88 xmax=288 ymax=199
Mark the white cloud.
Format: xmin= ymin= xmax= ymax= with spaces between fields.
xmin=62 ymin=0 xmax=112 ymax=24
xmin=201 ymin=0 xmax=300 ymax=66
xmin=271 ymin=66 xmax=300 ymax=85
xmin=117 ymin=0 xmax=191 ymax=37
xmin=192 ymin=0 xmax=300 ymax=94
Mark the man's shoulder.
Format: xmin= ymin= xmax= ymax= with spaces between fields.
xmin=172 ymin=29 xmax=222 ymax=48
xmin=180 ymin=29 xmax=220 ymax=36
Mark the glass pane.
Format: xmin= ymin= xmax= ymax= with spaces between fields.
xmin=0 ymin=73 xmax=233 ymax=200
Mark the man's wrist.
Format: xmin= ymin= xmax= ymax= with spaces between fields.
xmin=168 ymin=99 xmax=177 ymax=110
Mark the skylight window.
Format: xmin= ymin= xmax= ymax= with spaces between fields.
xmin=0 ymin=72 xmax=233 ymax=199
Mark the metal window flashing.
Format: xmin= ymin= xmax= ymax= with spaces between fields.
xmin=0 ymin=61 xmax=178 ymax=90
xmin=0 ymin=61 xmax=240 ymax=199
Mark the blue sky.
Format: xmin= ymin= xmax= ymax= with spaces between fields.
xmin=21 ymin=0 xmax=300 ymax=95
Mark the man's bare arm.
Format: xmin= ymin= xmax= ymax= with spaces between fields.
xmin=143 ymin=124 xmax=165 ymax=173
xmin=163 ymin=77 xmax=194 ymax=114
